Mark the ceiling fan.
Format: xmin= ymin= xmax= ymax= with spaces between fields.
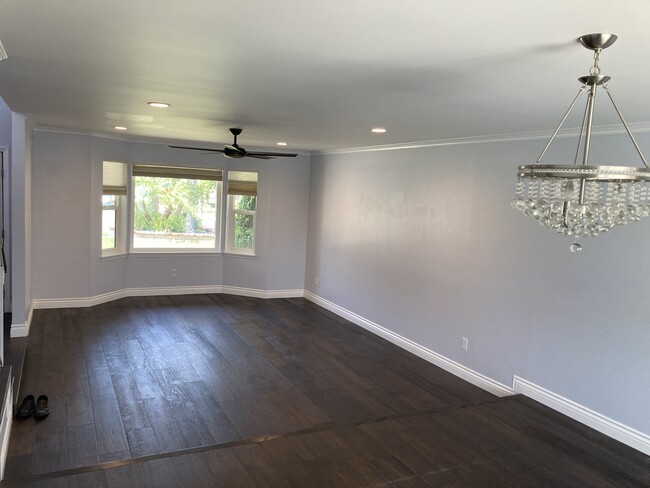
xmin=169 ymin=128 xmax=298 ymax=160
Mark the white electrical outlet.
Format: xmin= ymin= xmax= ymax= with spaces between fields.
xmin=171 ymin=268 xmax=177 ymax=277
xmin=461 ymin=337 xmax=469 ymax=351
xmin=315 ymin=277 xmax=320 ymax=285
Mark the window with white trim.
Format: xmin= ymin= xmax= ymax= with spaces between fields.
xmin=131 ymin=164 xmax=222 ymax=252
xmin=102 ymin=161 xmax=127 ymax=256
xmin=225 ymin=171 xmax=258 ymax=255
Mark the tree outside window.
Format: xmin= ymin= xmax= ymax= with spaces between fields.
xmin=226 ymin=171 xmax=258 ymax=255
xmin=131 ymin=165 xmax=222 ymax=251
xmin=102 ymin=161 xmax=127 ymax=256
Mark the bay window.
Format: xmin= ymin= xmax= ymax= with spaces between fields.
xmin=225 ymin=171 xmax=258 ymax=255
xmin=131 ymin=164 xmax=222 ymax=252
xmin=102 ymin=161 xmax=127 ymax=256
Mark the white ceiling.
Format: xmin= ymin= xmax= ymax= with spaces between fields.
xmin=0 ymin=0 xmax=649 ymax=152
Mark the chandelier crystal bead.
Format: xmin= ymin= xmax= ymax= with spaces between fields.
xmin=512 ymin=33 xmax=650 ymax=238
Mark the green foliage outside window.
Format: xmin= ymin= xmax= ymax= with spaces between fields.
xmin=101 ymin=195 xmax=117 ymax=250
xmin=233 ymin=195 xmax=256 ymax=249
xmin=134 ymin=177 xmax=216 ymax=233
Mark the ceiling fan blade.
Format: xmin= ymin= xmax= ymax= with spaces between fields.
xmin=246 ymin=151 xmax=298 ymax=158
xmin=168 ymin=145 xmax=225 ymax=153
xmin=246 ymin=154 xmax=274 ymax=160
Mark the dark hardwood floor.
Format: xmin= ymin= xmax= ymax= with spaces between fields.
xmin=1 ymin=294 xmax=648 ymax=487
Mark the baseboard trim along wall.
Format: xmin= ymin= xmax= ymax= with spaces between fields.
xmin=512 ymin=376 xmax=650 ymax=456
xmin=303 ymin=291 xmax=650 ymax=457
xmin=26 ymin=287 xmax=650 ymax=456
xmin=31 ymin=286 xmax=305 ymax=310
xmin=303 ymin=291 xmax=513 ymax=398
xmin=10 ymin=306 xmax=33 ymax=338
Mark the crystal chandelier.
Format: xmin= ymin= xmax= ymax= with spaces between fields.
xmin=512 ymin=33 xmax=650 ymax=240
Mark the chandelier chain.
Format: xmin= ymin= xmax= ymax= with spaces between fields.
xmin=513 ymin=33 xmax=650 ymax=240
xmin=589 ymin=48 xmax=602 ymax=76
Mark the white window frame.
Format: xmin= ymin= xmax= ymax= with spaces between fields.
xmin=101 ymin=161 xmax=127 ymax=257
xmin=130 ymin=164 xmax=223 ymax=254
xmin=225 ymin=171 xmax=258 ymax=256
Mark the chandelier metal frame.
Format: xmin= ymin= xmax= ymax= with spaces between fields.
xmin=513 ymin=33 xmax=650 ymax=238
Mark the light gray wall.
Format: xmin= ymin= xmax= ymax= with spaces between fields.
xmin=0 ymin=97 xmax=11 ymax=147
xmin=31 ymin=131 xmax=311 ymax=299
xmin=305 ymin=132 xmax=650 ymax=436
xmin=0 ymin=98 xmax=11 ymax=313
xmin=32 ymin=131 xmax=91 ymax=300
xmin=9 ymin=112 xmax=31 ymax=327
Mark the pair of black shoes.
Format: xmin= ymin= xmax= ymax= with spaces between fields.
xmin=16 ymin=395 xmax=50 ymax=420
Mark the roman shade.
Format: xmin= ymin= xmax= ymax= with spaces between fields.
xmin=102 ymin=161 xmax=128 ymax=195
xmin=227 ymin=170 xmax=258 ymax=196
xmin=132 ymin=164 xmax=223 ymax=181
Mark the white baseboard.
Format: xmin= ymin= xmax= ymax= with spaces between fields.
xmin=303 ymin=291 xmax=513 ymax=397
xmin=513 ymin=376 xmax=650 ymax=456
xmin=304 ymin=291 xmax=650 ymax=455
xmin=27 ymin=287 xmax=650 ymax=456
xmin=31 ymin=285 xmax=305 ymax=310
xmin=10 ymin=305 xmax=32 ymax=338
xmin=221 ymin=286 xmax=305 ymax=299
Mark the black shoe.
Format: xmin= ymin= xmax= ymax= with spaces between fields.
xmin=34 ymin=395 xmax=50 ymax=420
xmin=16 ymin=395 xmax=35 ymax=420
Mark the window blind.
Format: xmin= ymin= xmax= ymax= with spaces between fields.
xmin=132 ymin=164 xmax=223 ymax=181
xmin=103 ymin=161 xmax=127 ymax=195
xmin=227 ymin=171 xmax=258 ymax=196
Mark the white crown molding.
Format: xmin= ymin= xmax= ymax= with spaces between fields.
xmin=513 ymin=376 xmax=650 ymax=456
xmin=303 ymin=291 xmax=513 ymax=397
xmin=32 ymin=126 xmax=202 ymax=147
xmin=31 ymin=126 xmax=311 ymax=155
xmin=33 ymin=121 xmax=650 ymax=158
xmin=314 ymin=123 xmax=650 ymax=156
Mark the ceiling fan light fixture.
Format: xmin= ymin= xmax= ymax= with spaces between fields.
xmin=147 ymin=101 xmax=170 ymax=108
xmin=512 ymin=33 xmax=650 ymax=240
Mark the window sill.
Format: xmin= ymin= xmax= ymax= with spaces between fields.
xmin=223 ymin=252 xmax=256 ymax=259
xmin=101 ymin=252 xmax=127 ymax=261
xmin=128 ymin=251 xmax=223 ymax=258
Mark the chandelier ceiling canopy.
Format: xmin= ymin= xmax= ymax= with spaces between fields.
xmin=513 ymin=33 xmax=650 ymax=243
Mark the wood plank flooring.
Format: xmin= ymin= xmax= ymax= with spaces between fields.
xmin=1 ymin=294 xmax=648 ymax=487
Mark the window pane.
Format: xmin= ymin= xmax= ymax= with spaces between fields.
xmin=132 ymin=176 xmax=218 ymax=249
xmin=233 ymin=194 xmax=256 ymax=211
xmin=234 ymin=212 xmax=254 ymax=250
xmin=102 ymin=195 xmax=116 ymax=207
xmin=102 ymin=208 xmax=116 ymax=249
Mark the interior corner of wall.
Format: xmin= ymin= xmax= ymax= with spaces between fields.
xmin=9 ymin=305 xmax=32 ymax=338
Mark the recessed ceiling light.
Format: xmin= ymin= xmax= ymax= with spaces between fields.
xmin=147 ymin=101 xmax=170 ymax=108
xmin=114 ymin=126 xmax=127 ymax=131
xmin=277 ymin=142 xmax=288 ymax=146
xmin=371 ymin=127 xmax=387 ymax=133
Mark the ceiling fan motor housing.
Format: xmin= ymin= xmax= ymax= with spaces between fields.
xmin=224 ymin=145 xmax=246 ymax=159
xmin=168 ymin=127 xmax=298 ymax=159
